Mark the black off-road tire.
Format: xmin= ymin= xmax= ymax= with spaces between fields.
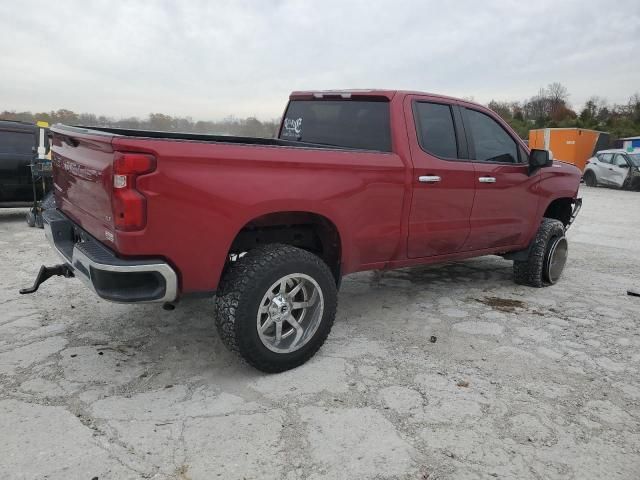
xmin=215 ymin=244 xmax=338 ymax=373
xmin=583 ymin=170 xmax=597 ymax=187
xmin=513 ymin=218 xmax=566 ymax=288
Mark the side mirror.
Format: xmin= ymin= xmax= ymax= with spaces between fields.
xmin=619 ymin=163 xmax=629 ymax=169
xmin=528 ymin=149 xmax=553 ymax=176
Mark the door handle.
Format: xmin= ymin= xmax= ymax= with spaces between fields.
xmin=418 ymin=175 xmax=441 ymax=183
xmin=478 ymin=176 xmax=496 ymax=183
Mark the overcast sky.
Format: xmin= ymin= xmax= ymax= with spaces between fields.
xmin=1 ymin=0 xmax=639 ymax=120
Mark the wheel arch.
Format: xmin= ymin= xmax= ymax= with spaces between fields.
xmin=542 ymin=197 xmax=575 ymax=227
xmin=226 ymin=210 xmax=343 ymax=284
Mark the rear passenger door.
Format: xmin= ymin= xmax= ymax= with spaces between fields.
xmin=594 ymin=153 xmax=613 ymax=184
xmin=404 ymin=96 xmax=476 ymax=258
xmin=460 ymin=106 xmax=540 ymax=251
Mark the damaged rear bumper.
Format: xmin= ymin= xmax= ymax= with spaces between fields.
xmin=41 ymin=209 xmax=178 ymax=303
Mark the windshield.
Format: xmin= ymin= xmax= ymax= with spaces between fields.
xmin=627 ymin=153 xmax=640 ymax=167
xmin=279 ymin=99 xmax=391 ymax=152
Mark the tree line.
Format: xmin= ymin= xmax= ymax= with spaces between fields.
xmin=487 ymin=82 xmax=640 ymax=140
xmin=0 ymin=110 xmax=280 ymax=138
xmin=2 ymin=83 xmax=639 ymax=141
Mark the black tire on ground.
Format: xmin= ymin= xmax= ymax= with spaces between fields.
xmin=513 ymin=218 xmax=566 ymax=288
xmin=25 ymin=211 xmax=36 ymax=227
xmin=215 ymin=243 xmax=338 ymax=373
xmin=583 ymin=170 xmax=597 ymax=187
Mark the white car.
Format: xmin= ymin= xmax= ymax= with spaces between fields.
xmin=583 ymin=149 xmax=640 ymax=190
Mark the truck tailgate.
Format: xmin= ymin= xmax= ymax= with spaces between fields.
xmin=51 ymin=128 xmax=115 ymax=241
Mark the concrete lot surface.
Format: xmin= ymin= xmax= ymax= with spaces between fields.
xmin=1 ymin=186 xmax=639 ymax=480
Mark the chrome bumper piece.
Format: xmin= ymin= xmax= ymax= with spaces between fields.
xmin=43 ymin=209 xmax=178 ymax=303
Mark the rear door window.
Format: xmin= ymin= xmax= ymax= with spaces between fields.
xmin=464 ymin=108 xmax=519 ymax=163
xmin=279 ymin=99 xmax=391 ymax=152
xmin=413 ymin=102 xmax=459 ymax=159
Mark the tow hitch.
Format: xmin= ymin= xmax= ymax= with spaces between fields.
xmin=19 ymin=264 xmax=74 ymax=295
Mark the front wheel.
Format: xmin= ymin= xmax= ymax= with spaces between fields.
xmin=215 ymin=244 xmax=337 ymax=373
xmin=513 ymin=218 xmax=567 ymax=288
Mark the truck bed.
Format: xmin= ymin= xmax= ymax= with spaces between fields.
xmin=59 ymin=125 xmax=350 ymax=151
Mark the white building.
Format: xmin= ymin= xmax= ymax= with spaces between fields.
xmin=621 ymin=136 xmax=640 ymax=152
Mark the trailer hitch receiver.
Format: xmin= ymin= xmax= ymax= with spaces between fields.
xmin=19 ymin=264 xmax=74 ymax=295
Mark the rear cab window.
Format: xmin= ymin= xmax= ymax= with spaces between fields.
xmin=278 ymin=99 xmax=391 ymax=152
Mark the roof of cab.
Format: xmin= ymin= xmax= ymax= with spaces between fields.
xmin=0 ymin=119 xmax=37 ymax=132
xmin=289 ymin=89 xmax=479 ymax=106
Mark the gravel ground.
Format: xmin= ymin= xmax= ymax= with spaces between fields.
xmin=1 ymin=186 xmax=639 ymax=480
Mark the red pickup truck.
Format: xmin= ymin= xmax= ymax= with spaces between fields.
xmin=22 ymin=90 xmax=582 ymax=372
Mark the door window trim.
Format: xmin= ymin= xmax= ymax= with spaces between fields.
xmin=411 ymin=100 xmax=469 ymax=161
xmin=599 ymin=153 xmax=613 ymax=164
xmin=460 ymin=106 xmax=527 ymax=165
xmin=613 ymin=154 xmax=629 ymax=167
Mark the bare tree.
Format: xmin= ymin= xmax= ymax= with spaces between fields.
xmin=547 ymin=82 xmax=569 ymax=112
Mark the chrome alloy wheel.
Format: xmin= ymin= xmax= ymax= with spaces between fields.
xmin=256 ymin=273 xmax=324 ymax=353
xmin=545 ymin=236 xmax=568 ymax=284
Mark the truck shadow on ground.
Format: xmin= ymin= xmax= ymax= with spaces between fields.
xmin=62 ymin=256 xmax=514 ymax=388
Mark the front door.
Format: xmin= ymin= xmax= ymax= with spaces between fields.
xmin=606 ymin=154 xmax=630 ymax=187
xmin=405 ymin=97 xmax=476 ymax=258
xmin=460 ymin=106 xmax=540 ymax=251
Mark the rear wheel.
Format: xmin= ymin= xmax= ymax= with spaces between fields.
xmin=513 ymin=218 xmax=567 ymax=288
xmin=215 ymin=244 xmax=337 ymax=373
xmin=583 ymin=170 xmax=597 ymax=187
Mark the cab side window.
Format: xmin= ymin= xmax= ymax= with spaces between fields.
xmin=465 ymin=109 xmax=518 ymax=163
xmin=413 ymin=102 xmax=459 ymax=159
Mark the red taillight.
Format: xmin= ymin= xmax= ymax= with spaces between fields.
xmin=111 ymin=152 xmax=156 ymax=231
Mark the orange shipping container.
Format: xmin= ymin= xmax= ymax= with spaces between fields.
xmin=528 ymin=128 xmax=610 ymax=171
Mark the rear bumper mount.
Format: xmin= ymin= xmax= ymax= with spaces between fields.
xmin=22 ymin=209 xmax=178 ymax=303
